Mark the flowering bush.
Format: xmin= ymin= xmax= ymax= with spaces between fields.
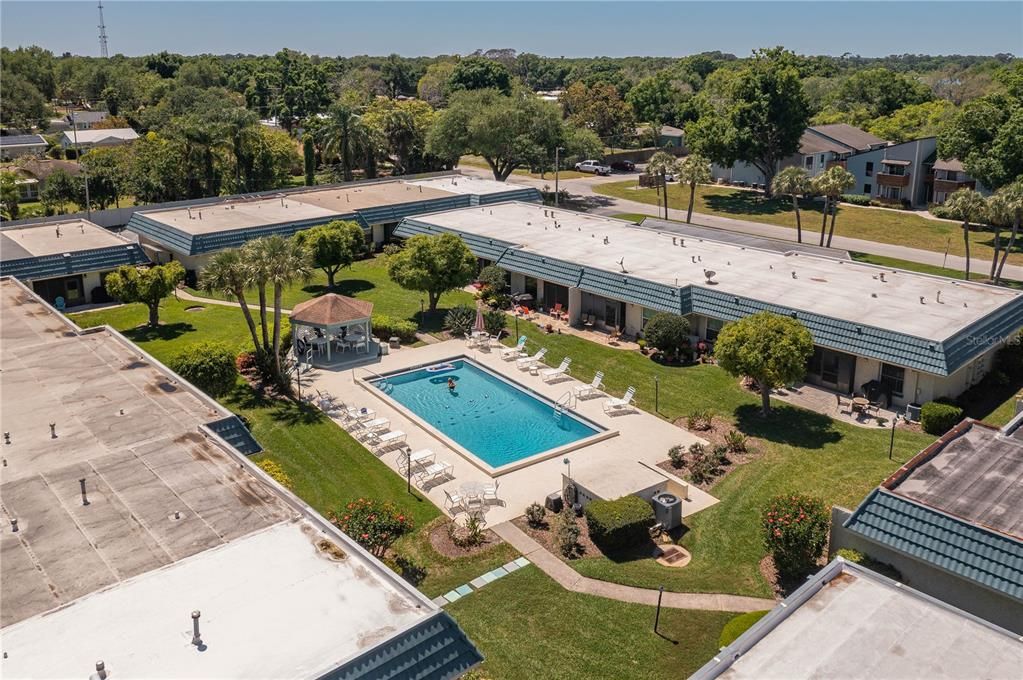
xmin=330 ymin=498 xmax=414 ymax=557
xmin=761 ymin=494 xmax=829 ymax=577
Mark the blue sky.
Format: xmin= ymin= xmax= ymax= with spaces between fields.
xmin=2 ymin=1 xmax=1020 ymax=58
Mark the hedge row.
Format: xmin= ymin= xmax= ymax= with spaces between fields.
xmin=584 ymin=495 xmax=655 ymax=552
xmin=372 ymin=315 xmax=418 ymax=344
xmin=920 ymin=401 xmax=964 ymax=435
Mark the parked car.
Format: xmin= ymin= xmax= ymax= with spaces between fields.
xmin=610 ymin=160 xmax=635 ymax=172
xmin=575 ymin=160 xmax=611 ymax=176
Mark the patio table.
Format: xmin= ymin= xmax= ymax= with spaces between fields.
xmin=460 ymin=481 xmax=486 ymax=502
xmin=310 ymin=337 xmax=328 ymax=355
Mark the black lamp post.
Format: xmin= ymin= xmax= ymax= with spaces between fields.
xmin=888 ymin=413 xmax=900 ymax=460
xmin=654 ymin=585 xmax=665 ymax=633
xmin=419 ymin=299 xmax=425 ymax=331
xmin=655 ymin=375 xmax=659 ymax=414
xmin=405 ymin=446 xmax=413 ymax=494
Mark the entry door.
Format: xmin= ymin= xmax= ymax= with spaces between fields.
xmin=603 ymin=300 xmax=619 ymax=328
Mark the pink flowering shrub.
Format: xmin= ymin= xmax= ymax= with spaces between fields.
xmin=761 ymin=494 xmax=829 ymax=576
xmin=330 ymin=498 xmax=414 ymax=557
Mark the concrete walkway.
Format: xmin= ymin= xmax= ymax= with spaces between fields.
xmin=458 ymin=166 xmax=1023 ymax=281
xmin=492 ymin=521 xmax=775 ymax=613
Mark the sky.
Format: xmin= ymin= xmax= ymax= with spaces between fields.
xmin=1 ymin=1 xmax=1020 ymax=59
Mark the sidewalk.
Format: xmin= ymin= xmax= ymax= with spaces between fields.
xmin=492 ymin=521 xmax=775 ymax=613
xmin=457 ymin=166 xmax=1023 ymax=282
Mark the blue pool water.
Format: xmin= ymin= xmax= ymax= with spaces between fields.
xmin=371 ymin=359 xmax=600 ymax=468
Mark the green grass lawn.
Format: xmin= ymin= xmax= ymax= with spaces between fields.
xmin=189 ymin=254 xmax=475 ymax=334
xmin=504 ymin=323 xmax=934 ymax=597
xmin=448 ymin=566 xmax=732 ymax=679
xmin=595 ymin=181 xmax=1023 ymax=267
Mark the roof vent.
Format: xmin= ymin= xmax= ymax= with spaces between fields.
xmin=936 ymin=291 xmax=942 ymax=303
xmin=90 ymin=660 xmax=109 ymax=680
xmin=879 ymin=273 xmax=886 ymax=282
xmin=919 ymin=296 xmax=925 ymax=304
xmin=871 ymin=293 xmax=878 ymax=298
xmin=191 ymin=610 xmax=204 ymax=648
xmin=603 ymin=236 xmax=609 ymax=245
xmin=672 ymin=237 xmax=677 ymax=245
xmin=791 ymin=271 xmax=797 ymax=279
xmin=691 ymin=256 xmax=697 ymax=263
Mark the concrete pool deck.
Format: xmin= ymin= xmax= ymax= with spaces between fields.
xmin=302 ymin=339 xmax=718 ymax=526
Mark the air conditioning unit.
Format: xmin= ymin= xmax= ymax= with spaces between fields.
xmin=651 ymin=491 xmax=682 ymax=531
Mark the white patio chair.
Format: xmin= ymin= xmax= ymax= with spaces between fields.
xmin=541 ymin=357 xmax=572 ymax=382
xmin=482 ymin=480 xmax=500 ymax=503
xmin=603 ymin=386 xmax=637 ymax=414
xmin=444 ymin=489 xmax=465 ymax=512
xmin=573 ymin=371 xmax=604 ymax=398
xmin=501 ymin=335 xmax=528 ymax=360
xmin=517 ymin=347 xmax=547 ymax=370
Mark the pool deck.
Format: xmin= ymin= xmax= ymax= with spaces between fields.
xmin=302 ymin=339 xmax=718 ymax=526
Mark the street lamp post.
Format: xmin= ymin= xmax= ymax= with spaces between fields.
xmin=554 ymin=146 xmax=564 ymax=207
xmin=888 ymin=413 xmax=900 ymax=460
xmin=419 ymin=298 xmax=425 ymax=331
xmin=562 ymin=457 xmax=571 ymax=480
xmin=654 ymin=585 xmax=665 ymax=633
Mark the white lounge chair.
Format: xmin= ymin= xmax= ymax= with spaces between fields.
xmin=399 ymin=448 xmax=436 ymax=471
xmin=573 ymin=371 xmax=604 ymax=398
xmin=354 ymin=417 xmax=390 ymax=434
xmin=368 ymin=430 xmax=407 ymax=450
xmin=415 ymin=460 xmax=453 ymax=487
xmin=517 ymin=347 xmax=547 ymax=370
xmin=502 ymin=335 xmax=528 ymax=360
xmin=603 ymin=386 xmax=637 ymax=414
xmin=541 ymin=357 xmax=572 ymax=382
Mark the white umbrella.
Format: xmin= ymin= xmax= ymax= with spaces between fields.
xmin=473 ymin=304 xmax=486 ymax=334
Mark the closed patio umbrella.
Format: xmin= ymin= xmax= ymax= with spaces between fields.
xmin=473 ymin=304 xmax=486 ymax=334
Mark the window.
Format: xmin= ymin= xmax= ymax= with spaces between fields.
xmin=804 ymin=156 xmax=813 ymax=169
xmin=819 ymin=154 xmax=825 ymax=165
xmin=865 ymin=162 xmax=874 ymax=177
xmin=705 ymin=317 xmax=725 ymax=342
xmin=863 ymin=184 xmax=872 ymax=194
xmin=641 ymin=307 xmax=657 ymax=330
xmin=880 ymin=364 xmax=905 ymax=398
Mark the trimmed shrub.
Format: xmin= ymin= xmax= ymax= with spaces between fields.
xmin=477 ymin=264 xmax=507 ymax=294
xmin=169 ymin=341 xmax=238 ymax=397
xmin=236 ymin=351 xmax=258 ymax=372
xmin=525 ymin=502 xmax=547 ymax=528
xmin=372 ymin=315 xmax=418 ymax=344
xmin=256 ymin=458 xmax=293 ymax=490
xmin=840 ymin=193 xmax=871 ymax=206
xmin=330 ymin=498 xmax=414 ymax=557
xmin=920 ymin=401 xmax=964 ymax=435
xmin=444 ymin=305 xmax=475 ymax=337
xmin=584 ymin=495 xmax=655 ymax=552
xmin=686 ymin=409 xmax=713 ymax=431
xmin=724 ymin=429 xmax=748 ymax=453
xmin=719 ymin=610 xmax=770 ymax=647
xmin=668 ymin=444 xmax=685 ymax=469
xmin=761 ymin=493 xmax=829 ymax=577
xmin=687 ymin=443 xmax=721 ymax=484
xmin=483 ymin=309 xmax=507 ymax=337
xmin=643 ymin=312 xmax=691 ymax=360
xmin=554 ymin=507 xmax=581 ymax=558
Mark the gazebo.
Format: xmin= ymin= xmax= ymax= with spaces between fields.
xmin=290 ymin=293 xmax=375 ymax=366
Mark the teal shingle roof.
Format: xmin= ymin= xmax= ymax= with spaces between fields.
xmin=323 ymin=611 xmax=483 ymax=680
xmin=0 ymin=243 xmax=149 ymax=280
xmin=395 ymin=216 xmax=1023 ymax=376
xmin=844 ymin=489 xmax=1023 ymax=602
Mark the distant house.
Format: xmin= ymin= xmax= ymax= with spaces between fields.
xmin=711 ymin=124 xmax=888 ymax=187
xmin=0 ymin=159 xmax=82 ymax=201
xmin=656 ymin=125 xmax=685 ymax=149
xmin=0 ymin=134 xmax=48 ymax=161
xmin=931 ymin=157 xmax=982 ymax=205
xmin=59 ymin=128 xmax=139 ymax=155
xmin=65 ymin=110 xmax=109 ymax=130
xmin=843 ymin=137 xmax=939 ymax=207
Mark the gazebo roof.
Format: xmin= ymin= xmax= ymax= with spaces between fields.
xmin=289 ymin=293 xmax=373 ymax=326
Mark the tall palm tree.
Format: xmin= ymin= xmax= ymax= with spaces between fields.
xmin=647 ymin=151 xmax=678 ymax=220
xmin=676 ymin=154 xmax=712 ymax=224
xmin=219 ymin=107 xmax=260 ymax=193
xmin=772 ymin=166 xmax=811 ymax=243
xmin=319 ymin=100 xmax=368 ymax=182
xmin=944 ymin=188 xmax=988 ymax=280
xmin=242 ymin=238 xmax=272 ymax=353
xmin=199 ymin=249 xmax=261 ymax=355
xmin=174 ymin=114 xmax=231 ymax=198
xmin=255 ymin=235 xmax=313 ymax=383
xmin=812 ymin=166 xmax=856 ymax=248
xmin=992 ymin=182 xmax=1023 ymax=285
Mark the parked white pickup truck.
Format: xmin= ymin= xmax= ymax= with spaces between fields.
xmin=574 ymin=159 xmax=612 ymax=176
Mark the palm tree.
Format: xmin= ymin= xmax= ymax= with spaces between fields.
xmin=174 ymin=114 xmax=231 ymax=198
xmin=319 ymin=100 xmax=368 ymax=182
xmin=812 ymin=167 xmax=856 ymax=248
xmin=991 ymin=182 xmax=1023 ymax=285
xmin=944 ymin=188 xmax=988 ymax=280
xmin=647 ymin=151 xmax=678 ymax=220
xmin=772 ymin=166 xmax=811 ymax=243
xmin=199 ymin=249 xmax=261 ymax=355
xmin=242 ymin=238 xmax=272 ymax=354
xmin=676 ymin=154 xmax=712 ymax=224
xmin=256 ymin=235 xmax=313 ymax=383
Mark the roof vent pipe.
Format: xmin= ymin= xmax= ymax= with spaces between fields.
xmin=10 ymin=518 xmax=18 ymax=532
xmin=191 ymin=610 xmax=203 ymax=647
xmin=90 ymin=660 xmax=109 ymax=680
xmin=919 ymin=296 xmax=925 ymax=304
xmin=791 ymin=271 xmax=797 ymax=279
xmin=49 ymin=423 xmax=57 ymax=439
xmin=936 ymin=291 xmax=942 ymax=303
xmin=880 ymin=272 xmax=886 ymax=282
xmin=3 ymin=432 xmax=9 ymax=444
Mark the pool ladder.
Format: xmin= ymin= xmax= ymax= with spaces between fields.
xmin=553 ymin=391 xmax=575 ymax=422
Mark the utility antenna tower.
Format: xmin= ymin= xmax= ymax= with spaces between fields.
xmin=98 ymin=1 xmax=109 ymax=58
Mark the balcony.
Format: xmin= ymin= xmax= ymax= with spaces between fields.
xmin=934 ymin=178 xmax=976 ymax=194
xmin=876 ymin=172 xmax=911 ymax=188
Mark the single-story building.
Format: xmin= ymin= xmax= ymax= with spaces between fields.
xmin=0 ymin=276 xmax=483 ymax=678
xmin=65 ymin=109 xmax=109 ymax=130
xmin=0 ymin=219 xmax=149 ymax=307
xmin=60 ymin=127 xmax=139 ymax=154
xmin=691 ymin=558 xmax=1023 ymax=679
xmin=712 ymin=123 xmax=887 ymax=186
xmin=0 ymin=158 xmax=82 ymax=201
xmin=125 ymin=174 xmax=541 ymax=273
xmin=395 ymin=203 xmax=1023 ymax=407
xmin=0 ymin=134 xmax=48 ymax=161
xmin=831 ymin=414 xmax=1023 ymax=633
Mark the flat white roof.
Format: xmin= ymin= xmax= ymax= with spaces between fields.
xmin=0 ymin=521 xmax=428 ymax=680
xmin=137 ymin=176 xmax=523 ymax=236
xmin=709 ymin=564 xmax=1023 ymax=679
xmin=0 ymin=220 xmax=131 ymax=259
xmin=61 ymin=128 xmax=139 ymax=143
xmin=413 ymin=203 xmax=1021 ymax=340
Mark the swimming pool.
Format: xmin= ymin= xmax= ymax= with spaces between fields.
xmin=369 ymin=358 xmax=605 ymax=471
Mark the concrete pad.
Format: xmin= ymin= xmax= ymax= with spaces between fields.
xmin=454 ymin=584 xmax=473 ymax=597
xmin=443 ymin=589 xmax=462 ymax=603
xmin=469 ymin=577 xmax=488 ymax=589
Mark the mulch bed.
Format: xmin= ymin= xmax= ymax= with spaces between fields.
xmin=659 ymin=416 xmax=766 ymax=492
xmin=512 ymin=513 xmax=603 ymax=562
xmin=427 ymin=520 xmax=505 ymax=559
